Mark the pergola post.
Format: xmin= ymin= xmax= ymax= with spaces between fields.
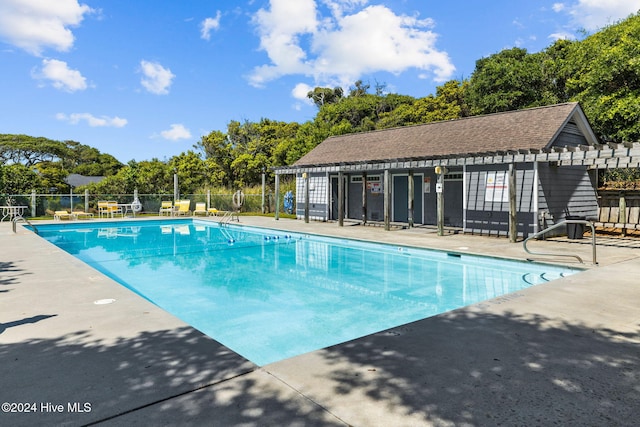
xmin=508 ymin=163 xmax=517 ymax=242
xmin=436 ymin=166 xmax=445 ymax=236
xmin=361 ymin=171 xmax=367 ymax=224
xmin=274 ymin=173 xmax=280 ymax=220
xmin=338 ymin=171 xmax=344 ymax=227
xmin=408 ymin=170 xmax=414 ymax=228
xmin=304 ymin=172 xmax=310 ymax=223
xmin=384 ymin=169 xmax=391 ymax=231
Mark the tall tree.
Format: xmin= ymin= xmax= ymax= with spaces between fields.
xmin=466 ymin=47 xmax=548 ymax=114
xmin=307 ymin=86 xmax=344 ymax=108
xmin=565 ymin=12 xmax=640 ymax=142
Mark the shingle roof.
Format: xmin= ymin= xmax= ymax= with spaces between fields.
xmin=294 ymin=102 xmax=593 ymax=167
xmin=64 ymin=173 xmax=105 ymax=188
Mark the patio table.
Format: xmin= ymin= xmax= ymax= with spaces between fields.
xmin=118 ymin=203 xmax=136 ymax=218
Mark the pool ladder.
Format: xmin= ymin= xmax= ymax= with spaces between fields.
xmin=218 ymin=210 xmax=239 ymax=226
xmin=523 ymin=219 xmax=597 ymax=265
xmin=12 ymin=216 xmax=38 ymax=235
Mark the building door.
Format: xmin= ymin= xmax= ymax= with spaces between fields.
xmin=330 ymin=175 xmax=347 ymax=220
xmin=393 ymin=174 xmax=423 ymax=224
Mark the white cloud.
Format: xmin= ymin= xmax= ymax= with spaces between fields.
xmin=549 ymin=31 xmax=575 ymax=41
xmin=557 ymin=0 xmax=640 ymax=30
xmin=139 ymin=60 xmax=175 ymax=95
xmin=249 ymin=1 xmax=454 ymax=89
xmin=201 ymin=11 xmax=222 ymax=40
xmin=56 ymin=113 xmax=127 ymax=127
xmin=33 ymin=59 xmax=88 ymax=92
xmin=0 ymin=0 xmax=94 ymax=56
xmin=292 ymin=82 xmax=314 ymax=101
xmin=160 ymin=124 xmax=192 ymax=141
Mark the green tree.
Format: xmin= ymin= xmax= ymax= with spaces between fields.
xmin=1 ymin=164 xmax=44 ymax=194
xmin=169 ymin=151 xmax=207 ymax=194
xmin=466 ymin=47 xmax=548 ymax=114
xmin=378 ymin=80 xmax=469 ymax=128
xmin=565 ymin=12 xmax=640 ymax=142
xmin=0 ymin=134 xmax=69 ymax=167
xmin=307 ymin=86 xmax=344 ymax=108
xmin=196 ymin=130 xmax=234 ymax=187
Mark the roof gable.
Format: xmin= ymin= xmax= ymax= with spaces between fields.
xmin=294 ymin=103 xmax=598 ymax=167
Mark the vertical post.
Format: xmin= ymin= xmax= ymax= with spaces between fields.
xmin=85 ymin=189 xmax=89 ymax=214
xmin=274 ymin=173 xmax=280 ymax=220
xmin=338 ymin=171 xmax=344 ymax=226
xmin=304 ymin=172 xmax=310 ymax=223
xmin=207 ymin=189 xmax=211 ymax=210
xmin=508 ymin=163 xmax=517 ymax=243
xmin=173 ymin=173 xmax=179 ymax=202
xmin=361 ymin=171 xmax=367 ymax=224
xmin=532 ymin=162 xmax=539 ymax=234
xmin=70 ymin=188 xmax=73 ymax=213
xmin=31 ymin=189 xmax=36 ymax=217
xmin=261 ymin=168 xmax=266 ymax=214
xmin=619 ymin=192 xmax=627 ymax=236
xmin=408 ymin=170 xmax=414 ymax=228
xmin=384 ymin=169 xmax=391 ymax=231
xmin=436 ymin=167 xmax=445 ymax=236
xmin=462 ymin=165 xmax=467 ymax=233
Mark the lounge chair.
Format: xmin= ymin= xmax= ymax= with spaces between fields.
xmin=54 ymin=210 xmax=74 ymax=220
xmin=207 ymin=207 xmax=219 ymax=216
xmin=73 ymin=211 xmax=94 ymax=220
xmin=175 ymin=200 xmax=191 ymax=216
xmin=159 ymin=200 xmax=174 ymax=216
xmin=193 ymin=202 xmax=207 ymax=216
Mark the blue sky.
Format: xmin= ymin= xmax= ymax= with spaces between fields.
xmin=1 ymin=0 xmax=639 ymax=163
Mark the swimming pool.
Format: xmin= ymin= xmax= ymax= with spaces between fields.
xmin=36 ymin=219 xmax=580 ymax=365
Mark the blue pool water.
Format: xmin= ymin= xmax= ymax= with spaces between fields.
xmin=36 ymin=219 xmax=580 ymax=365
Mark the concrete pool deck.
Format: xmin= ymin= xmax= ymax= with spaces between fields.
xmin=1 ymin=216 xmax=639 ymax=426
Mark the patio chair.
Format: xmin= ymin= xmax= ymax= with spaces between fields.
xmin=107 ymin=201 xmax=123 ymax=218
xmin=54 ymin=210 xmax=74 ymax=221
xmin=193 ymin=202 xmax=207 ymax=216
xmin=175 ymin=200 xmax=191 ymax=216
xmin=159 ymin=200 xmax=174 ymax=216
xmin=97 ymin=201 xmax=110 ymax=218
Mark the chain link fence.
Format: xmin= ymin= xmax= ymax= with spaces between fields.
xmin=0 ymin=190 xmax=287 ymax=218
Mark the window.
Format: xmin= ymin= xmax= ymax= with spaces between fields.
xmin=350 ymin=175 xmax=381 ymax=183
xmin=444 ymin=172 xmax=463 ymax=181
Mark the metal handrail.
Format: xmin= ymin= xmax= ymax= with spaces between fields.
xmin=218 ymin=210 xmax=239 ymax=226
xmin=523 ymin=220 xmax=597 ymax=265
xmin=12 ymin=216 xmax=38 ymax=234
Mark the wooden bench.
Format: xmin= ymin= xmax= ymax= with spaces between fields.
xmin=592 ymin=192 xmax=640 ymax=235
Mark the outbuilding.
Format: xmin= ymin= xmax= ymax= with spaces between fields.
xmin=273 ymin=102 xmax=640 ymax=240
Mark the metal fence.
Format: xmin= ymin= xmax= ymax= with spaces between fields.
xmin=0 ymin=190 xmax=285 ymax=218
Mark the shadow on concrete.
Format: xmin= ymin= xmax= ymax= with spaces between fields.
xmin=318 ymin=310 xmax=640 ymax=426
xmin=0 ymin=261 xmax=30 ymax=291
xmin=0 ymin=326 xmax=341 ymax=427
xmin=0 ymin=314 xmax=57 ymax=335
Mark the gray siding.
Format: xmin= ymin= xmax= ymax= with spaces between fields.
xmin=465 ymin=164 xmax=536 ymax=237
xmin=537 ymin=164 xmax=598 ymax=229
xmin=554 ymin=121 xmax=588 ymax=147
xmin=345 ymin=175 xmax=385 ymax=221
